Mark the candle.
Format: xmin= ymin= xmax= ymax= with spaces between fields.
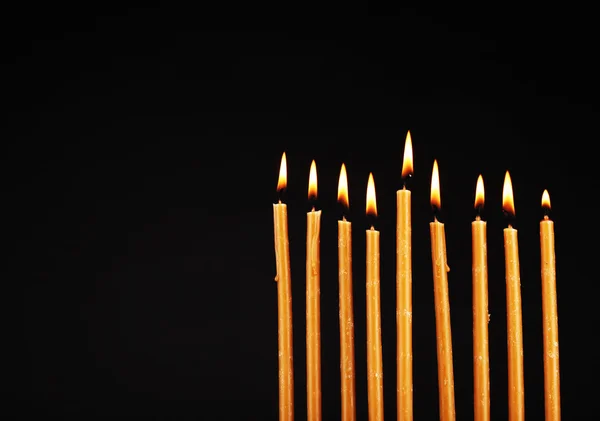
xmin=472 ymin=175 xmax=490 ymax=421
xmin=429 ymin=160 xmax=456 ymax=421
xmin=338 ymin=163 xmax=356 ymax=421
xmin=273 ymin=152 xmax=295 ymax=421
xmin=540 ymin=189 xmax=561 ymax=421
xmin=397 ymin=131 xmax=413 ymax=421
xmin=366 ymin=172 xmax=384 ymax=421
xmin=502 ymin=171 xmax=525 ymax=421
xmin=306 ymin=160 xmax=322 ymax=421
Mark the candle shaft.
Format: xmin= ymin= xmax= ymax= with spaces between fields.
xmin=396 ymin=190 xmax=413 ymax=421
xmin=429 ymin=221 xmax=456 ymax=421
xmin=540 ymin=219 xmax=560 ymax=420
xmin=307 ymin=210 xmax=322 ymax=421
xmin=338 ymin=220 xmax=356 ymax=421
xmin=472 ymin=220 xmax=490 ymax=421
xmin=273 ymin=203 xmax=295 ymax=421
xmin=366 ymin=228 xmax=384 ymax=421
xmin=503 ymin=227 xmax=525 ymax=421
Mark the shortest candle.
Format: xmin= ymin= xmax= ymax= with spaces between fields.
xmin=338 ymin=163 xmax=356 ymax=421
xmin=502 ymin=171 xmax=524 ymax=421
xmin=540 ymin=190 xmax=561 ymax=421
xmin=366 ymin=173 xmax=384 ymax=421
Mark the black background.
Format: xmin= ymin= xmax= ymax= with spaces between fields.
xmin=6 ymin=4 xmax=598 ymax=420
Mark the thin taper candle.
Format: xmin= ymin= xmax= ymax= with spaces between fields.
xmin=502 ymin=171 xmax=525 ymax=421
xmin=338 ymin=163 xmax=356 ymax=421
xmin=429 ymin=160 xmax=456 ymax=421
xmin=273 ymin=152 xmax=294 ymax=421
xmin=472 ymin=175 xmax=490 ymax=421
xmin=366 ymin=172 xmax=384 ymax=421
xmin=306 ymin=160 xmax=322 ymax=421
xmin=397 ymin=131 xmax=413 ymax=421
xmin=540 ymin=190 xmax=561 ymax=420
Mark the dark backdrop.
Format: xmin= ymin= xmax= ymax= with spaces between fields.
xmin=6 ymin=4 xmax=598 ymax=420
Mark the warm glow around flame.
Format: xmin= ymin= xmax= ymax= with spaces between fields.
xmin=338 ymin=163 xmax=349 ymax=208
xmin=401 ymin=131 xmax=413 ymax=179
xmin=430 ymin=160 xmax=441 ymax=210
xmin=277 ymin=152 xmax=287 ymax=193
xmin=502 ymin=171 xmax=515 ymax=217
xmin=542 ymin=189 xmax=551 ymax=211
xmin=308 ymin=160 xmax=318 ymax=200
xmin=475 ymin=174 xmax=485 ymax=209
xmin=366 ymin=172 xmax=377 ymax=217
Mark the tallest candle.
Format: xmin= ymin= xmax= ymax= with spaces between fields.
xmin=502 ymin=171 xmax=524 ymax=421
xmin=540 ymin=190 xmax=561 ymax=421
xmin=472 ymin=175 xmax=490 ymax=421
xmin=273 ymin=153 xmax=294 ymax=421
xmin=306 ymin=160 xmax=322 ymax=421
xmin=397 ymin=131 xmax=413 ymax=421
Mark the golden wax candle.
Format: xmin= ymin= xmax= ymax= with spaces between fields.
xmin=540 ymin=190 xmax=561 ymax=421
xmin=472 ymin=175 xmax=490 ymax=421
xmin=338 ymin=164 xmax=356 ymax=421
xmin=366 ymin=172 xmax=384 ymax=421
xmin=273 ymin=153 xmax=294 ymax=421
xmin=396 ymin=132 xmax=413 ymax=421
xmin=502 ymin=171 xmax=524 ymax=421
xmin=306 ymin=160 xmax=322 ymax=421
xmin=429 ymin=160 xmax=456 ymax=421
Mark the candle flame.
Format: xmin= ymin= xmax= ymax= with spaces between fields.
xmin=430 ymin=159 xmax=441 ymax=211
xmin=337 ymin=163 xmax=349 ymax=209
xmin=542 ymin=189 xmax=551 ymax=211
xmin=308 ymin=159 xmax=318 ymax=200
xmin=474 ymin=174 xmax=485 ymax=210
xmin=401 ymin=131 xmax=413 ymax=180
xmin=277 ymin=152 xmax=287 ymax=193
xmin=502 ymin=171 xmax=515 ymax=218
xmin=366 ymin=172 xmax=377 ymax=217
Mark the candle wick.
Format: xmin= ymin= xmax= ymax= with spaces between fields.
xmin=342 ymin=215 xmax=347 ymax=222
xmin=543 ymin=215 xmax=549 ymax=221
xmin=311 ymin=206 xmax=315 ymax=212
xmin=370 ymin=225 xmax=374 ymax=231
xmin=508 ymin=223 xmax=513 ymax=229
xmin=278 ymin=199 xmax=282 ymax=204
xmin=475 ymin=215 xmax=481 ymax=221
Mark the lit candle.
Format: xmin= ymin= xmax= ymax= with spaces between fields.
xmin=273 ymin=152 xmax=295 ymax=421
xmin=540 ymin=189 xmax=561 ymax=421
xmin=502 ymin=171 xmax=524 ymax=421
xmin=306 ymin=160 xmax=322 ymax=421
xmin=366 ymin=172 xmax=384 ymax=421
xmin=338 ymin=163 xmax=356 ymax=421
xmin=397 ymin=131 xmax=413 ymax=421
xmin=472 ymin=175 xmax=490 ymax=421
xmin=429 ymin=160 xmax=456 ymax=421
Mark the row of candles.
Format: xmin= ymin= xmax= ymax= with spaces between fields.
xmin=272 ymin=133 xmax=560 ymax=421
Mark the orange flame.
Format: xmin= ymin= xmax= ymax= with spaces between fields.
xmin=502 ymin=171 xmax=515 ymax=217
xmin=475 ymin=174 xmax=485 ymax=210
xmin=430 ymin=160 xmax=441 ymax=210
xmin=401 ymin=131 xmax=413 ymax=180
xmin=542 ymin=189 xmax=551 ymax=211
xmin=308 ymin=160 xmax=318 ymax=200
xmin=366 ymin=172 xmax=377 ymax=217
xmin=337 ymin=163 xmax=349 ymax=209
xmin=277 ymin=152 xmax=287 ymax=193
